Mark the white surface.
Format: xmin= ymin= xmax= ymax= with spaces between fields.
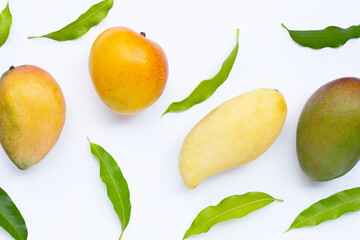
xmin=1 ymin=0 xmax=360 ymax=239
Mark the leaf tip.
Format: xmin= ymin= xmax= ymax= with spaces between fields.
xmin=162 ymin=107 xmax=171 ymax=116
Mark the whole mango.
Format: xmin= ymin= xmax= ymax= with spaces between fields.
xmin=0 ymin=65 xmax=66 ymax=170
xmin=89 ymin=27 xmax=168 ymax=115
xmin=297 ymin=77 xmax=360 ymax=181
xmin=179 ymin=88 xmax=287 ymax=189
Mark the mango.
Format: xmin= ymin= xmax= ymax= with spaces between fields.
xmin=89 ymin=27 xmax=169 ymax=115
xmin=297 ymin=77 xmax=360 ymax=181
xmin=0 ymin=65 xmax=66 ymax=170
xmin=179 ymin=88 xmax=287 ymax=189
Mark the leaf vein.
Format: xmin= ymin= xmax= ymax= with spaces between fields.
xmin=0 ymin=203 xmax=23 ymax=240
xmin=47 ymin=0 xmax=112 ymax=36
xmin=291 ymin=196 xmax=360 ymax=229
xmin=186 ymin=197 xmax=274 ymax=236
xmin=0 ymin=4 xmax=10 ymax=33
xmin=92 ymin=146 xmax=127 ymax=228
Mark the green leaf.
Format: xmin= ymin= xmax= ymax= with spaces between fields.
xmin=0 ymin=187 xmax=27 ymax=240
xmin=287 ymin=187 xmax=360 ymax=232
xmin=28 ymin=0 xmax=113 ymax=41
xmin=282 ymin=23 xmax=360 ymax=49
xmin=183 ymin=192 xmax=282 ymax=239
xmin=163 ymin=29 xmax=239 ymax=115
xmin=0 ymin=0 xmax=12 ymax=47
xmin=89 ymin=141 xmax=131 ymax=240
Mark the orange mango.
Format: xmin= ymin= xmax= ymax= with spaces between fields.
xmin=89 ymin=27 xmax=169 ymax=114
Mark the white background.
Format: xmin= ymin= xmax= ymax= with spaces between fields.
xmin=1 ymin=0 xmax=360 ymax=239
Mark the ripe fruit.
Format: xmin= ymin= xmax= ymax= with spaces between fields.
xmin=297 ymin=77 xmax=360 ymax=181
xmin=0 ymin=65 xmax=66 ymax=170
xmin=179 ymin=89 xmax=287 ymax=189
xmin=89 ymin=27 xmax=168 ymax=115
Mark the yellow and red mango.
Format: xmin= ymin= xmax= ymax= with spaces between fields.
xmin=0 ymin=65 xmax=66 ymax=170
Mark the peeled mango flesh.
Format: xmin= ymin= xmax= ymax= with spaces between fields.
xmin=297 ymin=77 xmax=360 ymax=181
xmin=0 ymin=65 xmax=66 ymax=170
xmin=179 ymin=88 xmax=287 ymax=189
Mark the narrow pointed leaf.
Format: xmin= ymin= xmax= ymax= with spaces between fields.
xmin=287 ymin=187 xmax=360 ymax=232
xmin=163 ymin=29 xmax=239 ymax=115
xmin=282 ymin=23 xmax=360 ymax=49
xmin=0 ymin=187 xmax=27 ymax=240
xmin=90 ymin=141 xmax=131 ymax=239
xmin=0 ymin=0 xmax=12 ymax=47
xmin=29 ymin=0 xmax=113 ymax=41
xmin=183 ymin=192 xmax=282 ymax=239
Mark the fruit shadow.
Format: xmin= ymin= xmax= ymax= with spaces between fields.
xmin=299 ymin=171 xmax=331 ymax=188
xmin=100 ymin=104 xmax=142 ymax=123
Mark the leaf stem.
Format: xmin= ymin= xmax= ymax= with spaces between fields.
xmin=281 ymin=23 xmax=289 ymax=31
xmin=119 ymin=231 xmax=124 ymax=240
xmin=28 ymin=36 xmax=42 ymax=39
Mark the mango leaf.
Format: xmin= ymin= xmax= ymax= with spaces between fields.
xmin=28 ymin=0 xmax=113 ymax=41
xmin=90 ymin=141 xmax=131 ymax=240
xmin=287 ymin=187 xmax=360 ymax=232
xmin=0 ymin=0 xmax=12 ymax=47
xmin=282 ymin=23 xmax=360 ymax=49
xmin=183 ymin=192 xmax=282 ymax=239
xmin=0 ymin=187 xmax=27 ymax=240
xmin=163 ymin=29 xmax=239 ymax=115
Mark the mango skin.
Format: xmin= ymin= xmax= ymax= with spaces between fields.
xmin=297 ymin=77 xmax=360 ymax=181
xmin=179 ymin=89 xmax=287 ymax=189
xmin=89 ymin=27 xmax=169 ymax=115
xmin=0 ymin=65 xmax=66 ymax=170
